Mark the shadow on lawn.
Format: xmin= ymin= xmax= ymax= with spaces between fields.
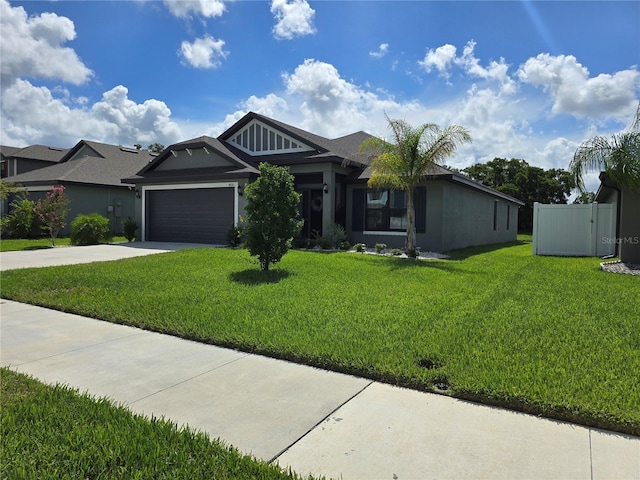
xmin=23 ymin=246 xmax=53 ymax=251
xmin=229 ymin=268 xmax=292 ymax=285
xmin=445 ymin=240 xmax=528 ymax=260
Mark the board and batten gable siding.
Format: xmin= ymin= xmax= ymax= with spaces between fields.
xmin=440 ymin=182 xmax=518 ymax=251
xmin=154 ymin=149 xmax=233 ymax=171
xmin=70 ymin=145 xmax=101 ymax=160
xmin=532 ymin=202 xmax=616 ymax=257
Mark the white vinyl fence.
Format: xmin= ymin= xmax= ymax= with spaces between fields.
xmin=532 ymin=202 xmax=616 ymax=257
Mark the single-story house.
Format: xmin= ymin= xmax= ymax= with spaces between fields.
xmin=5 ymin=140 xmax=155 ymax=235
xmin=123 ymin=112 xmax=523 ymax=251
xmin=595 ymin=172 xmax=640 ymax=263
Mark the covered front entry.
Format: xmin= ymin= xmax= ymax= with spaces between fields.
xmin=299 ymin=189 xmax=324 ymax=238
xmin=145 ymin=187 xmax=234 ymax=244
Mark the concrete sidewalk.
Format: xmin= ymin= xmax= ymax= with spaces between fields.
xmin=1 ymin=300 xmax=638 ymax=479
xmin=0 ymin=242 xmax=219 ymax=271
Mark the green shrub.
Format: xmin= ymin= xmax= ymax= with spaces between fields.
xmin=339 ymin=240 xmax=351 ymax=251
xmin=226 ymin=223 xmax=242 ymax=248
xmin=325 ymin=223 xmax=347 ymax=248
xmin=71 ymin=213 xmax=111 ymax=245
xmin=354 ymin=243 xmax=367 ymax=253
xmin=375 ymin=243 xmax=387 ymax=254
xmin=123 ymin=217 xmax=138 ymax=242
xmin=317 ymin=236 xmax=333 ymax=250
xmin=391 ymin=248 xmax=402 ymax=256
xmin=2 ymin=198 xmax=39 ymax=238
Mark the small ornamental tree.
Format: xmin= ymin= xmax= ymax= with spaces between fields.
xmin=34 ymin=186 xmax=70 ymax=246
xmin=244 ymin=163 xmax=303 ymax=271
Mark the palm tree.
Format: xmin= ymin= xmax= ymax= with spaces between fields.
xmin=359 ymin=115 xmax=471 ymax=255
xmin=569 ymin=103 xmax=640 ymax=192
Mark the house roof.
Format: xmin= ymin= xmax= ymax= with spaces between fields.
xmin=6 ymin=140 xmax=155 ymax=188
xmin=0 ymin=145 xmax=22 ymax=159
xmin=354 ymin=163 xmax=525 ymax=205
xmin=3 ymin=144 xmax=69 ymax=163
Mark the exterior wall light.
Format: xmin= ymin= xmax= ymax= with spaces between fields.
xmin=135 ymin=189 xmax=141 ymax=199
xmin=238 ymin=184 xmax=244 ymax=197
xmin=323 ymin=183 xmax=329 ymax=194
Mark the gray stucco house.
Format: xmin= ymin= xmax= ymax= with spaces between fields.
xmin=595 ymin=172 xmax=640 ymax=263
xmin=123 ymin=112 xmax=523 ymax=251
xmin=1 ymin=144 xmax=69 ymax=179
xmin=5 ymin=140 xmax=155 ymax=235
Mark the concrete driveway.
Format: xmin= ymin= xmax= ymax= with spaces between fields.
xmin=0 ymin=242 xmax=219 ymax=271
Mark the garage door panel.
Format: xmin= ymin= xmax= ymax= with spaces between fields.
xmin=147 ymin=188 xmax=233 ymax=244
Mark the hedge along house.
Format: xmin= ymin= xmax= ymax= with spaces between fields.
xmin=124 ymin=112 xmax=523 ymax=250
xmin=5 ymin=140 xmax=155 ymax=235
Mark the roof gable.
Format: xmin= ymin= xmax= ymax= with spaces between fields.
xmin=224 ymin=117 xmax=316 ymax=156
xmin=136 ymin=136 xmax=259 ymax=176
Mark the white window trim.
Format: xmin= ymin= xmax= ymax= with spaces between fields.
xmin=141 ymin=182 xmax=239 ymax=241
xmin=363 ymin=231 xmax=406 ymax=237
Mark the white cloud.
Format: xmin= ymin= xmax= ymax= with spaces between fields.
xmin=0 ymin=0 xmax=92 ymax=86
xmin=419 ymin=41 xmax=514 ymax=93
xmin=179 ymin=35 xmax=227 ymax=69
xmin=517 ymin=53 xmax=639 ymax=120
xmin=271 ymin=0 xmax=316 ymax=40
xmin=369 ymin=43 xmax=389 ymax=59
xmin=418 ymin=44 xmax=457 ymax=77
xmin=163 ymin=0 xmax=225 ymax=19
xmin=1 ymin=81 xmax=183 ymax=147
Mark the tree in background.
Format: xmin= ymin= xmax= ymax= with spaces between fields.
xmin=244 ymin=163 xmax=303 ymax=271
xmin=573 ymin=191 xmax=596 ymax=204
xmin=462 ymin=158 xmax=574 ymax=232
xmin=34 ymin=186 xmax=70 ymax=246
xmin=147 ymin=143 xmax=165 ymax=153
xmin=360 ymin=115 xmax=471 ymax=256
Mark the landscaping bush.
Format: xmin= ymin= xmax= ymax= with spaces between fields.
xmin=375 ymin=243 xmax=387 ymax=254
xmin=1 ymin=198 xmax=39 ymax=238
xmin=354 ymin=243 xmax=367 ymax=252
xmin=123 ymin=217 xmax=138 ymax=242
xmin=70 ymin=213 xmax=111 ymax=245
xmin=339 ymin=240 xmax=351 ymax=251
xmin=391 ymin=248 xmax=402 ymax=256
xmin=226 ymin=223 xmax=242 ymax=248
xmin=325 ymin=223 xmax=347 ymax=248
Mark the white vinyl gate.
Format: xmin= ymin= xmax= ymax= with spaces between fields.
xmin=532 ymin=202 xmax=616 ymax=256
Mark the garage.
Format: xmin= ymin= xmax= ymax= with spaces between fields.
xmin=145 ymin=187 xmax=234 ymax=244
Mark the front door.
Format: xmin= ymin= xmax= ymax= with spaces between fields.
xmin=300 ymin=189 xmax=323 ymax=238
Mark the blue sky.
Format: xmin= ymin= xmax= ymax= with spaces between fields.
xmin=1 ymin=0 xmax=639 ymax=192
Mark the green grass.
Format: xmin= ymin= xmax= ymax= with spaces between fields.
xmin=0 ymin=368 xmax=318 ymax=479
xmin=0 ymin=237 xmax=128 ymax=252
xmin=1 ymin=243 xmax=639 ymax=435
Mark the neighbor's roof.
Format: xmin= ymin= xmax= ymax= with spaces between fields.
xmin=3 ymin=144 xmax=69 ymax=163
xmin=6 ymin=140 xmax=155 ymax=188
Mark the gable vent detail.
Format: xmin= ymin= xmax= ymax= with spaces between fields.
xmin=228 ymin=120 xmax=314 ymax=156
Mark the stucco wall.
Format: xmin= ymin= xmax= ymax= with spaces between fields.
xmin=440 ymin=182 xmax=518 ymax=251
xmin=619 ymin=188 xmax=640 ymax=263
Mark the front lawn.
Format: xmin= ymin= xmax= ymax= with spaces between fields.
xmin=1 ymin=242 xmax=638 ymax=435
xmin=0 ymin=368 xmax=317 ymax=479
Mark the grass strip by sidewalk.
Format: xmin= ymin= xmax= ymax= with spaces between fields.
xmin=1 ymin=242 xmax=638 ymax=435
xmin=0 ymin=368 xmax=319 ymax=480
xmin=0 ymin=237 xmax=128 ymax=252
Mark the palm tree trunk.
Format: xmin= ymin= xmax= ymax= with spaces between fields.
xmin=405 ymin=188 xmax=416 ymax=254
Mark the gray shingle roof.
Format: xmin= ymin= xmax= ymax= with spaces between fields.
xmin=6 ymin=140 xmax=154 ymax=187
xmin=7 ymin=145 xmax=68 ymax=162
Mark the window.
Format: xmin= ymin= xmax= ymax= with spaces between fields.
xmin=365 ymin=189 xmax=407 ymax=231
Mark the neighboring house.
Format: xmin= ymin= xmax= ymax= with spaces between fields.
xmin=5 ymin=140 xmax=155 ymax=235
xmin=1 ymin=144 xmax=68 ymax=178
xmin=595 ymin=172 xmax=640 ymax=263
xmin=124 ymin=112 xmax=523 ymax=251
